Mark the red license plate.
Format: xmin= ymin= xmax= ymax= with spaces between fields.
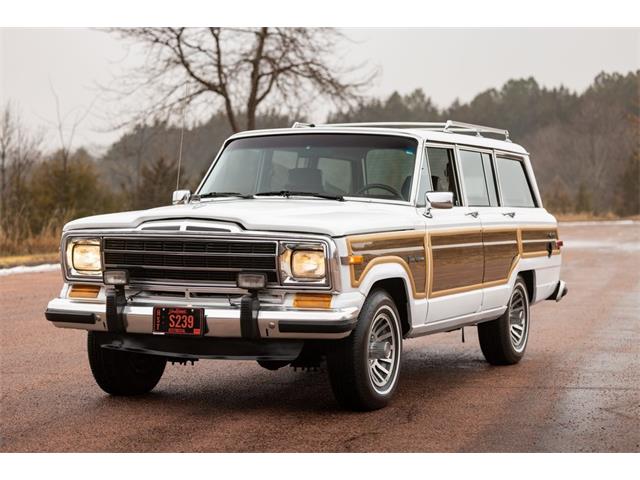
xmin=153 ymin=307 xmax=205 ymax=336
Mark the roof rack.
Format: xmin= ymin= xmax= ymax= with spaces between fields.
xmin=291 ymin=120 xmax=511 ymax=142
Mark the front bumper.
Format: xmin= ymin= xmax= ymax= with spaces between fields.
xmin=45 ymin=294 xmax=360 ymax=340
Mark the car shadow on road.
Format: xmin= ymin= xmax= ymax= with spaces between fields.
xmin=92 ymin=347 xmax=496 ymax=416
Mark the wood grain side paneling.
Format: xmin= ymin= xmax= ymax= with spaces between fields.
xmin=429 ymin=228 xmax=484 ymax=297
xmin=521 ymin=227 xmax=560 ymax=258
xmin=483 ymin=230 xmax=519 ymax=283
xmin=522 ymin=229 xmax=558 ymax=241
xmin=348 ymin=232 xmax=427 ymax=298
xmin=431 ymin=232 xmax=482 ymax=247
xmin=431 ymin=244 xmax=484 ymax=293
xmin=347 ymin=225 xmax=560 ymax=300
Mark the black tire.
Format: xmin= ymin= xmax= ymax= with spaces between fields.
xmin=256 ymin=360 xmax=290 ymax=371
xmin=87 ymin=332 xmax=166 ymax=395
xmin=478 ymin=276 xmax=530 ymax=365
xmin=326 ymin=289 xmax=403 ymax=411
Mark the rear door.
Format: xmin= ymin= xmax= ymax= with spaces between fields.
xmin=419 ymin=145 xmax=484 ymax=324
xmin=457 ymin=148 xmax=520 ymax=311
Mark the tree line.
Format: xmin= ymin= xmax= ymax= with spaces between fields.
xmin=1 ymin=70 xmax=638 ymax=256
xmin=329 ymin=71 xmax=639 ymax=216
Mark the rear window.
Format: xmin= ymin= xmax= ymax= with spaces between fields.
xmin=495 ymin=157 xmax=536 ymax=208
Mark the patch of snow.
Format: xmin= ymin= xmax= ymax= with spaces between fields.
xmin=564 ymin=240 xmax=640 ymax=252
xmin=0 ymin=263 xmax=61 ymax=277
xmin=560 ymin=220 xmax=639 ymax=226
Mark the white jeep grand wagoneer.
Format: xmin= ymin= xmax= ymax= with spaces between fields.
xmin=46 ymin=120 xmax=567 ymax=410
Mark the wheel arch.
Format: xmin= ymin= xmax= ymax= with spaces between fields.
xmin=367 ymin=277 xmax=412 ymax=338
xmin=518 ymin=269 xmax=536 ymax=303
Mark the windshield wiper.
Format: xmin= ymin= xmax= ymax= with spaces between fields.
xmin=255 ymin=190 xmax=344 ymax=201
xmin=192 ymin=192 xmax=254 ymax=200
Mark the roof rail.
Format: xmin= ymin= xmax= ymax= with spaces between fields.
xmin=294 ymin=120 xmax=511 ymax=141
xmin=442 ymin=120 xmax=510 ymax=141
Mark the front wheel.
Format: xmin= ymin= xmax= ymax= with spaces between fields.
xmin=477 ymin=276 xmax=530 ymax=365
xmin=87 ymin=332 xmax=166 ymax=395
xmin=326 ymin=289 xmax=403 ymax=411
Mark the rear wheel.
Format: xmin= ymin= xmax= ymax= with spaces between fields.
xmin=327 ymin=289 xmax=402 ymax=411
xmin=87 ymin=331 xmax=166 ymax=395
xmin=477 ymin=276 xmax=530 ymax=365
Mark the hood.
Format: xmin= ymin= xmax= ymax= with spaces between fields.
xmin=64 ymin=198 xmax=425 ymax=237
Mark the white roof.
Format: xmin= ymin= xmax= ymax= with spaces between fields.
xmin=228 ymin=121 xmax=529 ymax=155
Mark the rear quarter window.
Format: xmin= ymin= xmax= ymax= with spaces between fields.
xmin=495 ymin=157 xmax=536 ymax=208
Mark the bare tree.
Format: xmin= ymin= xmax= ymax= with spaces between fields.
xmin=49 ymin=83 xmax=96 ymax=208
xmin=0 ymin=105 xmax=16 ymax=221
xmin=106 ymin=28 xmax=372 ymax=132
xmin=0 ymin=104 xmax=42 ymax=229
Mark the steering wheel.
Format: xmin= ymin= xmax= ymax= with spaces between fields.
xmin=355 ymin=183 xmax=403 ymax=200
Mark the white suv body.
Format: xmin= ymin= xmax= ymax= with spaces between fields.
xmin=46 ymin=121 xmax=566 ymax=409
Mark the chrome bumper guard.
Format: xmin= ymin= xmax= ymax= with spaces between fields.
xmin=548 ymin=280 xmax=568 ymax=302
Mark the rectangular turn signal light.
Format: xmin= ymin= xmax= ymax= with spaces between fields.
xmin=341 ymin=255 xmax=364 ymax=265
xmin=293 ymin=293 xmax=333 ymax=309
xmin=69 ymin=284 xmax=101 ymax=299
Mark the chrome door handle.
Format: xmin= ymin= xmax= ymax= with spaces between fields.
xmin=466 ymin=211 xmax=479 ymax=218
xmin=502 ymin=212 xmax=516 ymax=218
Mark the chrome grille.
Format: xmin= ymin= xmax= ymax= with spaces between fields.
xmin=103 ymin=237 xmax=278 ymax=286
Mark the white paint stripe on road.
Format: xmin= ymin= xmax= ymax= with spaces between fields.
xmin=0 ymin=264 xmax=61 ymax=277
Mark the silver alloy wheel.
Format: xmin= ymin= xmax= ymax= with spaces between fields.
xmin=508 ymin=286 xmax=529 ymax=353
xmin=367 ymin=306 xmax=400 ymax=394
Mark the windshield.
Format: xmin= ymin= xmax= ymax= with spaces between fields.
xmin=198 ymin=134 xmax=418 ymax=201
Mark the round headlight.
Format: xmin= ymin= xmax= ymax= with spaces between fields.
xmin=291 ymin=250 xmax=325 ymax=279
xmin=70 ymin=240 xmax=102 ymax=272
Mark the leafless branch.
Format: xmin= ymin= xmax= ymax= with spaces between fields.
xmin=103 ymin=27 xmax=374 ymax=132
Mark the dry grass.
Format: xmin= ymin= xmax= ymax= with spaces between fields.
xmin=0 ymin=252 xmax=59 ymax=268
xmin=0 ymin=217 xmax=61 ymax=257
xmin=0 ymin=227 xmax=60 ymax=257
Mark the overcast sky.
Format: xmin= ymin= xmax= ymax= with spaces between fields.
xmin=1 ymin=28 xmax=638 ymax=153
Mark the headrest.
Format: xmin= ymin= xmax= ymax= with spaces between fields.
xmin=287 ymin=168 xmax=323 ymax=192
xmin=401 ymin=175 xmax=412 ymax=200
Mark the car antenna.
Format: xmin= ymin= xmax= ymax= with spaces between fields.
xmin=176 ymin=84 xmax=188 ymax=191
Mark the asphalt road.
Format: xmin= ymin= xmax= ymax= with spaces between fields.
xmin=1 ymin=222 xmax=639 ymax=452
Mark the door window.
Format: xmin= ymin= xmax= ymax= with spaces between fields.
xmin=420 ymin=147 xmax=461 ymax=206
xmin=458 ymin=150 xmax=500 ymax=207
